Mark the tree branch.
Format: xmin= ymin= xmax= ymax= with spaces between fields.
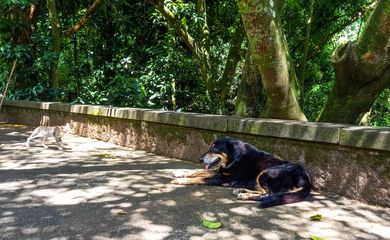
xmin=62 ymin=0 xmax=103 ymax=38
xmin=220 ymin=19 xmax=246 ymax=99
xmin=295 ymin=1 xmax=375 ymax=68
xmin=146 ymin=0 xmax=199 ymax=57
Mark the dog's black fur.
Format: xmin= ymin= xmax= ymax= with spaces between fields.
xmin=172 ymin=137 xmax=312 ymax=208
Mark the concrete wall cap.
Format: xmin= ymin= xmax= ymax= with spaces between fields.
xmin=3 ymin=100 xmax=389 ymax=150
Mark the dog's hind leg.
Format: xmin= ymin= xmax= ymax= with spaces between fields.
xmin=233 ymin=186 xmax=268 ymax=200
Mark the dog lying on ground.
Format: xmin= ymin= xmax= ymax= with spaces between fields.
xmin=172 ymin=137 xmax=312 ymax=208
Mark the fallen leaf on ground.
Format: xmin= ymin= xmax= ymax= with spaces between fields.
xmin=309 ymin=214 xmax=323 ymax=221
xmin=97 ymin=153 xmax=116 ymax=158
xmin=199 ymin=214 xmax=222 ymax=229
xmin=116 ymin=211 xmax=128 ymax=216
xmin=309 ymin=234 xmax=327 ymax=240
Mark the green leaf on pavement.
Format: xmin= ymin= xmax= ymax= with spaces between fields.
xmin=199 ymin=214 xmax=222 ymax=229
xmin=309 ymin=214 xmax=323 ymax=221
xmin=309 ymin=234 xmax=327 ymax=240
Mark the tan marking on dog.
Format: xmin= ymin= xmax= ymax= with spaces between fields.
xmin=219 ymin=152 xmax=228 ymax=167
xmin=289 ymin=187 xmax=303 ymax=192
xmin=203 ymin=152 xmax=228 ymax=168
xmin=186 ymin=170 xmax=218 ymax=178
xmin=171 ymin=177 xmax=208 ymax=185
xmin=255 ymin=171 xmax=268 ymax=195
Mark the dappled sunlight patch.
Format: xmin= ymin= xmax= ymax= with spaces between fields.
xmin=132 ymin=192 xmax=148 ymax=198
xmin=122 ymin=211 xmax=172 ymax=240
xmin=3 ymin=131 xmax=26 ymax=136
xmin=89 ymin=195 xmax=124 ymax=203
xmin=192 ymin=191 xmax=205 ymax=197
xmin=156 ymin=199 xmax=177 ymax=207
xmin=110 ymin=208 xmax=129 ymax=216
xmin=28 ymin=185 xmax=125 ymax=205
xmin=21 ymin=227 xmax=40 ymax=235
xmin=259 ymin=230 xmax=285 ymax=240
xmin=188 ymin=227 xmax=259 ymax=240
xmin=104 ymin=202 xmax=133 ymax=209
xmin=236 ymin=235 xmax=258 ymax=240
xmin=216 ymin=198 xmax=236 ymax=204
xmin=0 ymin=216 xmax=15 ymax=225
xmin=229 ymin=206 xmax=260 ymax=216
xmin=354 ymin=208 xmax=388 ymax=222
xmin=269 ymin=217 xmax=302 ymax=232
xmin=0 ymin=180 xmax=34 ymax=191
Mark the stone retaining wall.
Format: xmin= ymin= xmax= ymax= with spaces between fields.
xmin=1 ymin=100 xmax=389 ymax=207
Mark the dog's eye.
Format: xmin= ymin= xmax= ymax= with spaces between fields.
xmin=210 ymin=149 xmax=220 ymax=154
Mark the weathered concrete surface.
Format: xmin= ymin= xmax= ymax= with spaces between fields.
xmin=0 ymin=125 xmax=389 ymax=240
xmin=340 ymin=126 xmax=390 ymax=151
xmin=228 ymin=117 xmax=347 ymax=143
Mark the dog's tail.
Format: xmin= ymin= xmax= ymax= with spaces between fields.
xmin=259 ymin=182 xmax=311 ymax=208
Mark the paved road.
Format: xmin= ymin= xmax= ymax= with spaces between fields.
xmin=0 ymin=125 xmax=389 ymax=240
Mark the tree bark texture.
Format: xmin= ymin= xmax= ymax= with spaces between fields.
xmin=216 ymin=19 xmax=246 ymax=114
xmin=235 ymin=48 xmax=265 ymax=117
xmin=10 ymin=3 xmax=39 ymax=89
xmin=238 ymin=0 xmax=307 ymax=121
xmin=318 ymin=0 xmax=390 ymax=124
xmin=47 ymin=0 xmax=103 ymax=89
xmin=47 ymin=0 xmax=61 ymax=89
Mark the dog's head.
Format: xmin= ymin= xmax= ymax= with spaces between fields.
xmin=199 ymin=137 xmax=244 ymax=170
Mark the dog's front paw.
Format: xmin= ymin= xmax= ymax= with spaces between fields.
xmin=233 ymin=188 xmax=248 ymax=196
xmin=236 ymin=193 xmax=251 ymax=200
xmin=171 ymin=178 xmax=192 ymax=185
xmin=172 ymin=171 xmax=187 ymax=178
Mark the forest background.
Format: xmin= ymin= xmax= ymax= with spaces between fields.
xmin=0 ymin=0 xmax=389 ymax=126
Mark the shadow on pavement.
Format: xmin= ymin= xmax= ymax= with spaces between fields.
xmin=0 ymin=125 xmax=389 ymax=240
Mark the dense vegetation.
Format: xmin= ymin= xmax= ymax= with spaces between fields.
xmin=0 ymin=0 xmax=389 ymax=126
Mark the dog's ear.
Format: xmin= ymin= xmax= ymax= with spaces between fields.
xmin=226 ymin=140 xmax=243 ymax=162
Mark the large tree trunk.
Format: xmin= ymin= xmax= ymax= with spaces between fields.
xmin=238 ymin=0 xmax=306 ymax=121
xmin=10 ymin=3 xmax=39 ymax=89
xmin=235 ymin=48 xmax=264 ymax=117
xmin=318 ymin=0 xmax=390 ymax=124
xmin=216 ymin=19 xmax=246 ymax=114
xmin=47 ymin=0 xmax=61 ymax=89
xmin=47 ymin=0 xmax=103 ymax=90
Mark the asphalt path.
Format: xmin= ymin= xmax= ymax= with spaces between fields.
xmin=0 ymin=125 xmax=389 ymax=240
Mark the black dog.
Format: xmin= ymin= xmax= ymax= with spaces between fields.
xmin=172 ymin=137 xmax=311 ymax=208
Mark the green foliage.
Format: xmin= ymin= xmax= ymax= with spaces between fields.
xmin=0 ymin=0 xmax=388 ymax=126
xmin=370 ymin=89 xmax=390 ymax=127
